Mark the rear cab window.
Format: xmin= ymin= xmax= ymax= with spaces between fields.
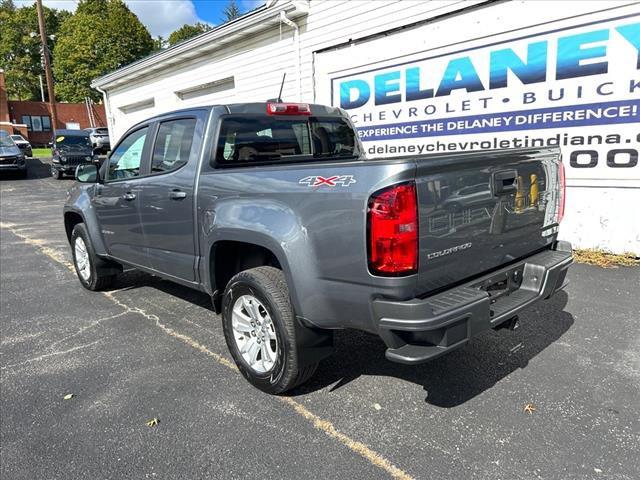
xmin=214 ymin=116 xmax=359 ymax=166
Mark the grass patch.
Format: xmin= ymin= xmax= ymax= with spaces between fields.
xmin=573 ymin=249 xmax=639 ymax=268
xmin=31 ymin=148 xmax=51 ymax=158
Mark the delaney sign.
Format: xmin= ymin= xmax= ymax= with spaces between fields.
xmin=332 ymin=12 xmax=640 ymax=185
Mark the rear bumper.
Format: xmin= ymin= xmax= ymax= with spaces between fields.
xmin=92 ymin=139 xmax=110 ymax=148
xmin=373 ymin=242 xmax=573 ymax=364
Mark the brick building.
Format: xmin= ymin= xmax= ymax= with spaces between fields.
xmin=0 ymin=69 xmax=106 ymax=146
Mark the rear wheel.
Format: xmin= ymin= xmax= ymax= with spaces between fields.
xmin=222 ymin=267 xmax=318 ymax=394
xmin=71 ymin=223 xmax=116 ymax=291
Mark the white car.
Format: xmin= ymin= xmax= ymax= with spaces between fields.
xmin=10 ymin=134 xmax=32 ymax=157
xmin=84 ymin=127 xmax=110 ymax=153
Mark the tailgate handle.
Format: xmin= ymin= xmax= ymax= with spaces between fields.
xmin=493 ymin=170 xmax=517 ymax=195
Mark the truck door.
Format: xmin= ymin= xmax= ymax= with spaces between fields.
xmin=93 ymin=125 xmax=152 ymax=267
xmin=138 ymin=116 xmax=203 ymax=282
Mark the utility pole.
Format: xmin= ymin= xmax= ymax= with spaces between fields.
xmin=35 ymin=0 xmax=58 ymax=129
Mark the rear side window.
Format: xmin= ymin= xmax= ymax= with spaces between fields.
xmin=215 ymin=116 xmax=358 ymax=165
xmin=151 ymin=118 xmax=196 ymax=173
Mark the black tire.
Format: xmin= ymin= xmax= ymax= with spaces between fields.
xmin=222 ymin=267 xmax=318 ymax=394
xmin=52 ymin=167 xmax=63 ymax=180
xmin=71 ymin=223 xmax=115 ymax=291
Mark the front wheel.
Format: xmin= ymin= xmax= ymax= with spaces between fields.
xmin=52 ymin=167 xmax=63 ymax=180
xmin=71 ymin=223 xmax=115 ymax=291
xmin=222 ymin=267 xmax=318 ymax=394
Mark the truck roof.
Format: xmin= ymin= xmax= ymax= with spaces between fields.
xmin=54 ymin=129 xmax=90 ymax=137
xmin=138 ymin=102 xmax=346 ymax=124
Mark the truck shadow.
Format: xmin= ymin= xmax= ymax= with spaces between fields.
xmin=296 ymin=291 xmax=573 ymax=407
xmin=109 ymin=271 xmax=573 ymax=408
xmin=28 ymin=158 xmax=58 ymax=179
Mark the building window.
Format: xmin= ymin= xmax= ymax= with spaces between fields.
xmin=21 ymin=115 xmax=51 ymax=132
xmin=32 ymin=116 xmax=42 ymax=131
xmin=21 ymin=116 xmax=32 ymax=131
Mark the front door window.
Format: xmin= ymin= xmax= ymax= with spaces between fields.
xmin=107 ymin=127 xmax=148 ymax=181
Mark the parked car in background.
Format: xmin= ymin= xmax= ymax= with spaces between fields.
xmin=51 ymin=129 xmax=95 ymax=180
xmin=10 ymin=134 xmax=33 ymax=157
xmin=63 ymin=102 xmax=572 ymax=394
xmin=85 ymin=127 xmax=110 ymax=153
xmin=0 ymin=131 xmax=28 ymax=178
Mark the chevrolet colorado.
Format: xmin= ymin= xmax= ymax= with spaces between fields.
xmin=63 ymin=102 xmax=572 ymax=393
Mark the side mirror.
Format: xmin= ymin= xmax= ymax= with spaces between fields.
xmin=47 ymin=142 xmax=53 ymax=148
xmin=76 ymin=164 xmax=98 ymax=183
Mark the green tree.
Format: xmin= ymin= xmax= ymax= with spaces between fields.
xmin=153 ymin=36 xmax=166 ymax=51
xmin=53 ymin=0 xmax=154 ymax=102
xmin=222 ymin=0 xmax=241 ymax=22
xmin=167 ymin=22 xmax=211 ymax=46
xmin=76 ymin=0 xmax=105 ymax=15
xmin=103 ymin=0 xmax=155 ymax=70
xmin=0 ymin=3 xmax=66 ymax=100
xmin=0 ymin=0 xmax=16 ymax=13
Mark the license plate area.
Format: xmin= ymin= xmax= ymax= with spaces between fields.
xmin=471 ymin=264 xmax=525 ymax=316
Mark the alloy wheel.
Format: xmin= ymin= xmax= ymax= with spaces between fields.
xmin=231 ymin=294 xmax=278 ymax=373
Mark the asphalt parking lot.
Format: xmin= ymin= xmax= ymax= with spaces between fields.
xmin=1 ymin=158 xmax=639 ymax=480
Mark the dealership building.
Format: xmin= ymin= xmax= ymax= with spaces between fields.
xmin=92 ymin=0 xmax=640 ymax=255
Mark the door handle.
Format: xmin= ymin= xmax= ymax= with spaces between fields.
xmin=122 ymin=192 xmax=136 ymax=201
xmin=493 ymin=170 xmax=518 ymax=195
xmin=169 ymin=189 xmax=187 ymax=200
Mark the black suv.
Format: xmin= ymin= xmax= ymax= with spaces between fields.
xmin=51 ymin=130 xmax=95 ymax=179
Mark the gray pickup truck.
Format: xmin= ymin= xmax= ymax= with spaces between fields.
xmin=63 ymin=102 xmax=572 ymax=394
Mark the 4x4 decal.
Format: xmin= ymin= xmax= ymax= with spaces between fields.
xmin=299 ymin=175 xmax=356 ymax=187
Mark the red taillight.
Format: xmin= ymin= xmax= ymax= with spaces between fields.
xmin=368 ymin=182 xmax=418 ymax=276
xmin=558 ymin=160 xmax=566 ymax=223
xmin=266 ymin=102 xmax=311 ymax=115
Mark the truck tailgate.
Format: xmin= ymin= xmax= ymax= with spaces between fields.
xmin=414 ymin=148 xmax=562 ymax=295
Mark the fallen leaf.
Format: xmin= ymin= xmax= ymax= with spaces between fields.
xmin=63 ymin=394 xmax=74 ymax=400
xmin=523 ymin=403 xmax=536 ymax=414
xmin=146 ymin=418 xmax=159 ymax=427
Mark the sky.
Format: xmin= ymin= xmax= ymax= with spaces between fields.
xmin=16 ymin=0 xmax=266 ymax=38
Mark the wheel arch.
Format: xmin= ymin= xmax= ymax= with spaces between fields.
xmin=63 ymin=206 xmax=108 ymax=256
xmin=64 ymin=211 xmax=84 ymax=244
xmin=207 ymin=237 xmax=296 ymax=313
